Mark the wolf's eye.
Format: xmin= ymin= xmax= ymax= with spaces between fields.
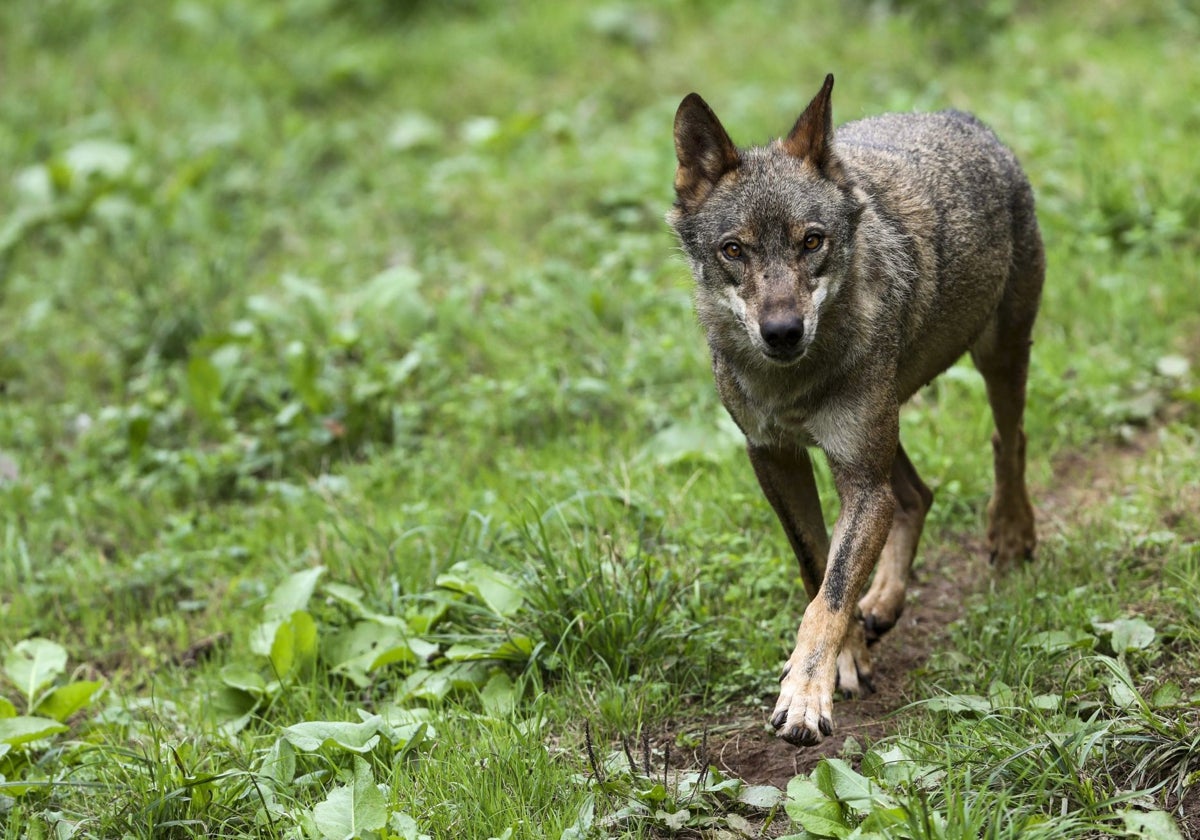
xmin=803 ymin=232 xmax=824 ymax=251
xmin=720 ymin=241 xmax=743 ymax=260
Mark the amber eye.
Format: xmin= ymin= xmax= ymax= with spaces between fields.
xmin=803 ymin=232 xmax=824 ymax=251
xmin=720 ymin=241 xmax=743 ymax=260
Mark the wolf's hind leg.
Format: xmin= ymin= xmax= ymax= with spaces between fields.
xmin=970 ymin=241 xmax=1042 ymax=572
xmin=857 ymin=443 xmax=933 ymax=642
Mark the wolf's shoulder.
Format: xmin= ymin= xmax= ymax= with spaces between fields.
xmin=835 ymin=109 xmax=1001 ymax=155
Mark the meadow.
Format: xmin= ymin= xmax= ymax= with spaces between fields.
xmin=1 ymin=0 xmax=1198 ymax=837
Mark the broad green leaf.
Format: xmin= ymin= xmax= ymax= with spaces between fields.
xmin=1118 ymin=808 xmax=1184 ymax=839
xmin=988 ymin=680 xmax=1015 ymax=708
xmin=655 ymin=809 xmax=690 ymax=831
xmin=391 ymin=812 xmax=433 ymax=840
xmin=1031 ymin=693 xmax=1062 ymax=711
xmin=326 ymin=628 xmax=399 ymax=687
xmin=399 ymin=670 xmax=451 ymax=703
xmin=366 ymin=644 xmax=420 ymax=673
xmin=209 ymin=685 xmax=259 ymax=735
xmin=260 ymin=738 xmax=296 ymax=787
xmin=560 ymin=793 xmax=595 ymax=840
xmin=924 ymin=694 xmax=990 ymax=716
xmin=0 ymin=716 xmax=68 ymax=747
xmin=445 ymin=661 xmax=492 ymax=691
xmin=726 ymin=814 xmax=755 ymax=835
xmin=377 ymin=704 xmax=435 ymax=728
xmin=282 ymin=716 xmax=382 ymax=754
xmin=325 ymin=622 xmax=431 ymax=687
xmin=406 ymin=599 xmax=451 ymax=635
xmin=638 ymin=782 xmax=669 ymax=803
xmin=376 ymin=707 xmax=437 ymax=756
xmin=397 ymin=662 xmax=491 ymax=703
xmin=387 ymin=111 xmax=444 ymax=151
xmin=444 ymin=635 xmax=534 ymax=663
xmin=323 ymin=583 xmax=369 ymax=617
xmin=270 ymin=611 xmax=318 ymax=679
xmin=33 ymin=680 xmax=104 ymax=722
xmin=220 ymin=664 xmax=267 ymax=696
xmin=1152 ymin=681 xmax=1183 ymax=708
xmin=311 ymin=757 xmax=387 ymax=840
xmin=250 ymin=620 xmax=281 ymax=657
xmin=5 ymin=639 xmax=68 ymax=708
xmin=860 ymin=806 xmax=909 ymax=833
xmin=61 ymin=139 xmax=134 ymax=181
xmin=1023 ymin=629 xmax=1095 ymax=653
xmin=480 ymin=672 xmax=517 ymax=717
xmin=391 ymin=722 xmax=431 ymax=760
xmin=641 ymin=420 xmax=740 ymax=466
xmin=264 ymin=567 xmax=324 ymax=620
xmin=1105 ymin=673 xmax=1140 ymax=709
xmin=1097 ymin=657 xmax=1143 ymax=709
xmin=862 ymin=744 xmax=913 ymax=785
xmin=785 ymin=776 xmax=850 ymax=839
xmin=737 ymin=784 xmax=784 ymax=809
xmin=0 ymin=697 xmax=16 ymax=718
xmin=819 ymin=758 xmax=895 ymax=814
xmin=436 ymin=561 xmax=524 ymax=617
xmin=1092 ymin=617 xmax=1156 ymax=653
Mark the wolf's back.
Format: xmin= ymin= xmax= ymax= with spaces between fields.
xmin=833 ymin=109 xmax=1041 ymax=397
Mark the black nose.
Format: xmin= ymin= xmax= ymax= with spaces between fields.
xmin=760 ymin=316 xmax=804 ymax=350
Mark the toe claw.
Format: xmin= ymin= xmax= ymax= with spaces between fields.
xmin=780 ymin=664 xmax=792 ymax=683
xmin=771 ymin=709 xmax=787 ymax=730
xmin=819 ymin=716 xmax=833 ymax=737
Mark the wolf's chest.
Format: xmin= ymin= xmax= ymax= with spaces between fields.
xmin=720 ymin=365 xmax=868 ymax=463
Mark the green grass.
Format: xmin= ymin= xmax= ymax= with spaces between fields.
xmin=2 ymin=0 xmax=1199 ymax=837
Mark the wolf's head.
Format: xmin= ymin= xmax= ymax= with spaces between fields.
xmin=668 ymin=75 xmax=864 ymax=367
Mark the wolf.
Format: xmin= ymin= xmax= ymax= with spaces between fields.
xmin=667 ymin=74 xmax=1043 ymax=746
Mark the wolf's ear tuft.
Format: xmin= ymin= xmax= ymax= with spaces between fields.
xmin=783 ymin=74 xmax=836 ymax=170
xmin=673 ymin=93 xmax=740 ymax=213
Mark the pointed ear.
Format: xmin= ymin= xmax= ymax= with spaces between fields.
xmin=673 ymin=93 xmax=740 ymax=213
xmin=782 ymin=73 xmax=835 ymax=168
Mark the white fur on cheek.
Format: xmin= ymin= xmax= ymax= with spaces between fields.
xmin=805 ymin=276 xmax=840 ymax=343
xmin=722 ymin=285 xmax=747 ymax=319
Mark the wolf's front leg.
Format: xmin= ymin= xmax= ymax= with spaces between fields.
xmin=772 ymin=469 xmax=894 ymax=746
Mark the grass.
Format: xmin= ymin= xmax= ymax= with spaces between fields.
xmin=1 ymin=0 xmax=1199 ymax=837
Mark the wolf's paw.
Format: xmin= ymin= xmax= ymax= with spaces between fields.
xmin=857 ymin=590 xmax=904 ymax=644
xmin=770 ymin=671 xmax=835 ymax=747
xmin=835 ymin=620 xmax=875 ymax=698
xmin=987 ymin=495 xmax=1036 ymax=574
xmin=771 ymin=625 xmax=873 ymax=746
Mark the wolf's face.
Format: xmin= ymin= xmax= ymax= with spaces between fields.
xmin=671 ymin=150 xmax=861 ymax=366
xmin=668 ymin=78 xmax=863 ymax=367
